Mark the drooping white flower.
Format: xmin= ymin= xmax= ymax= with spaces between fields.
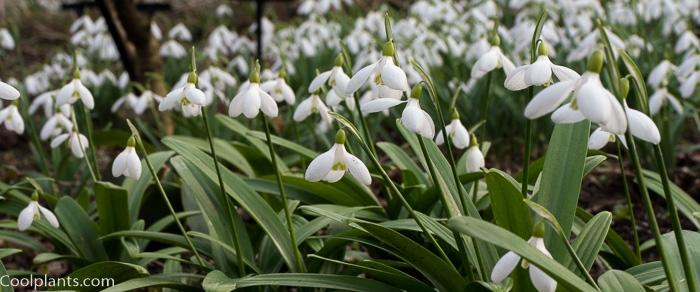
xmin=647 ymin=60 xmax=675 ymax=89
xmin=56 ymin=69 xmax=95 ymax=109
xmin=435 ymin=111 xmax=470 ymax=149
xmin=1 ymin=80 xmax=21 ymax=100
xmin=0 ymin=28 xmax=14 ymax=50
xmin=588 ymin=127 xmax=626 ymax=150
xmin=111 ymin=92 xmax=139 ymax=113
xmin=50 ymin=130 xmax=89 ymax=158
xmin=0 ymin=103 xmax=24 ymax=134
xmin=471 ymin=34 xmax=516 ymax=79
xmin=625 ymin=104 xmax=661 ymax=145
xmin=305 ymin=129 xmax=371 ymax=185
xmin=525 ymin=50 xmax=627 ymax=135
xmin=18 ymin=197 xmax=59 ymax=231
xmin=261 ymin=75 xmax=295 ymax=105
xmin=29 ymin=90 xmax=56 ymax=117
xmin=680 ymin=71 xmax=699 ymax=98
xmin=228 ymin=65 xmax=279 ymax=119
xmin=400 ymin=86 xmax=434 ymax=139
xmin=160 ymin=72 xmax=206 ymax=118
xmin=294 ymin=93 xmax=332 ymax=125
xmin=309 ymin=55 xmax=353 ymax=108
xmin=168 ymin=23 xmax=192 ymax=42
xmin=160 ymin=40 xmax=187 ymax=58
xmin=505 ymin=42 xmax=579 ymax=91
xmin=40 ymin=104 xmax=73 ymax=140
xmin=112 ymin=136 xmax=142 ymax=179
xmin=491 ymin=223 xmax=556 ymax=292
xmin=465 ymin=134 xmax=485 ymax=173
xmin=345 ymin=41 xmax=410 ymax=95
xmin=649 ymin=88 xmax=682 ymax=116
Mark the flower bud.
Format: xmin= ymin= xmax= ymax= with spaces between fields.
xmin=619 ymin=76 xmax=630 ymax=99
xmin=410 ymin=84 xmax=422 ymax=100
xmin=537 ymin=41 xmax=548 ymax=56
xmin=586 ymin=50 xmax=604 ymax=73
xmin=31 ymin=191 xmax=39 ymax=201
xmin=127 ymin=136 xmax=136 ymax=148
xmin=532 ymin=221 xmax=545 ymax=238
xmin=450 ymin=109 xmax=460 ymax=120
xmin=335 ymin=129 xmax=346 ymax=144
xmin=489 ymin=33 xmax=500 ymax=46
xmin=187 ymin=71 xmax=198 ymax=84
xmin=249 ymin=60 xmax=261 ymax=83
xmin=334 ymin=54 xmax=345 ymax=67
xmin=469 ymin=133 xmax=479 ymax=147
xmin=382 ymin=41 xmax=395 ymax=57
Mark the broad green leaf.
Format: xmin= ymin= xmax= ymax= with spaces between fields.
xmin=95 ymin=182 xmax=130 ymax=260
xmin=534 ymin=121 xmax=590 ymax=259
xmin=642 ymin=170 xmax=700 ymax=229
xmin=54 ymin=197 xmax=108 ymax=262
xmin=203 ymin=270 xmax=402 ymax=292
xmin=168 ymin=136 xmax=254 ymax=176
xmin=0 ymin=260 xmax=11 ymax=292
xmin=448 ymin=216 xmax=597 ymax=291
xmin=101 ymin=230 xmax=212 ymax=257
xmin=101 ymin=276 xmax=200 ymax=292
xmin=247 ymin=131 xmax=317 ymax=158
xmin=659 ymin=231 xmax=700 ymax=291
xmin=627 ymin=261 xmax=665 ymax=287
xmin=486 ymin=169 xmax=532 ymax=239
xmin=576 ymin=208 xmax=639 ymax=267
xmin=33 ymin=253 xmax=90 ymax=266
xmin=567 ymin=212 xmax=612 ymax=275
xmin=377 ymin=141 xmax=428 ymax=185
xmin=598 ymin=270 xmax=645 ymax=292
xmin=215 ymin=114 xmax=288 ymax=172
xmin=356 ymin=221 xmax=465 ymax=291
xmin=123 ymin=151 xmax=174 ymax=223
xmin=247 ymin=175 xmax=379 ymax=206
xmin=48 ymin=261 xmax=148 ymax=291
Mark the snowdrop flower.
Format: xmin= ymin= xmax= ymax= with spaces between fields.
xmin=29 ymin=90 xmax=56 ymax=117
xmin=50 ymin=129 xmax=89 ymax=158
xmin=56 ymin=69 xmax=95 ymax=109
xmin=647 ymin=60 xmax=675 ymax=89
xmin=0 ymin=28 xmax=14 ymax=50
xmin=18 ymin=193 xmax=59 ymax=231
xmin=680 ymin=71 xmax=699 ymax=98
xmin=168 ymin=23 xmax=192 ymax=42
xmin=0 ymin=80 xmax=20 ymax=100
xmin=160 ymin=71 xmax=206 ymax=118
xmin=471 ymin=34 xmax=515 ymax=79
xmin=305 ymin=129 xmax=371 ymax=185
xmin=40 ymin=104 xmax=72 ymax=140
xmin=436 ymin=110 xmax=470 ymax=149
xmin=525 ymin=50 xmax=627 ymax=135
xmin=150 ymin=22 xmax=162 ymax=40
xmin=160 ymin=40 xmax=187 ymax=58
xmin=111 ymin=92 xmax=139 ymax=113
xmin=112 ymin=136 xmax=142 ymax=179
xmin=649 ymin=88 xmax=682 ymax=115
xmin=505 ymin=42 xmax=579 ymax=91
xmin=345 ymin=41 xmax=410 ymax=95
xmin=625 ymin=104 xmax=661 ymax=145
xmin=0 ymin=102 xmax=24 ymax=134
xmin=465 ymin=134 xmax=485 ymax=173
xmin=293 ymin=92 xmax=332 ymax=124
xmin=310 ymin=55 xmax=352 ymax=108
xmin=491 ymin=223 xmax=556 ymax=292
xmin=588 ymin=127 xmax=626 ymax=150
xmin=260 ymin=70 xmax=295 ymax=105
xmin=228 ymin=63 xmax=279 ymax=119
xmin=399 ymin=85 xmax=434 ymax=139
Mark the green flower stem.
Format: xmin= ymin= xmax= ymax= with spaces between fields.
xmin=652 ymin=143 xmax=697 ymax=292
xmin=521 ymin=117 xmax=533 ymax=197
xmin=479 ymin=71 xmax=493 ymax=140
xmin=615 ymin=140 xmax=641 ymax=261
xmin=82 ymin=105 xmax=101 ymax=180
xmin=128 ymin=120 xmax=206 ymax=267
xmin=69 ymin=107 xmax=97 ymax=182
xmin=262 ymin=116 xmax=306 ymax=273
xmin=201 ymin=110 xmax=246 ymax=276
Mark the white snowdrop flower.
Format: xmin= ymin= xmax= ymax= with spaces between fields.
xmin=345 ymin=41 xmax=410 ymax=95
xmin=305 ymin=129 xmax=371 ymax=185
xmin=18 ymin=194 xmax=59 ymax=231
xmin=649 ymin=88 xmax=683 ymax=115
xmin=168 ymin=23 xmax=192 ymax=42
xmin=228 ymin=64 xmax=279 ymax=119
xmin=56 ymin=69 xmax=95 ymax=109
xmin=0 ymin=80 xmax=21 ymax=100
xmin=674 ymin=31 xmax=700 ymax=54
xmin=150 ymin=22 xmax=162 ymax=40
xmin=0 ymin=28 xmax=14 ymax=50
xmin=160 ymin=71 xmax=206 ymax=118
xmin=491 ymin=223 xmax=556 ymax=292
xmin=436 ymin=110 xmax=470 ymax=149
xmin=505 ymin=42 xmax=579 ymax=91
xmin=400 ymin=85 xmax=434 ymax=139
xmin=40 ymin=105 xmax=73 ymax=140
xmin=216 ymin=4 xmax=233 ymax=17
xmin=677 ymin=55 xmax=699 ymax=79
xmin=112 ymin=136 xmax=142 ymax=179
xmin=588 ymin=127 xmax=626 ymax=150
xmin=50 ymin=130 xmax=88 ymax=158
xmin=160 ymin=40 xmax=187 ymax=58
xmin=525 ymin=50 xmax=627 ymax=134
xmin=29 ymin=90 xmax=56 ymax=117
xmin=465 ymin=134 xmax=485 ymax=173
xmin=647 ymin=60 xmax=676 ymax=89
xmin=134 ymin=90 xmax=162 ymax=115
xmin=111 ymin=92 xmax=139 ymax=113
xmin=625 ymin=104 xmax=661 ymax=145
xmin=471 ymin=34 xmax=515 ymax=79
xmin=680 ymin=71 xmax=699 ymax=98
xmin=310 ymin=55 xmax=353 ymax=108
xmin=294 ymin=93 xmax=332 ymax=124
xmin=260 ymin=73 xmax=295 ymax=105
xmin=0 ymin=103 xmax=24 ymax=134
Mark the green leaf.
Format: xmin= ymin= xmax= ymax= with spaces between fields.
xmin=247 ymin=131 xmax=317 ymax=158
xmin=101 ymin=276 xmax=200 ymax=292
xmin=101 ymin=230 xmax=211 ymax=257
xmin=618 ymin=50 xmax=649 ymax=112
xmin=95 ymin=182 xmax=130 ymax=260
xmin=203 ymin=270 xmax=402 ymax=292
xmin=486 ymin=169 xmax=532 ymax=239
xmin=377 ymin=142 xmax=428 ymax=185
xmin=642 ymin=170 xmax=700 ymax=229
xmin=534 ymin=121 xmax=590 ymax=259
xmin=123 ymin=151 xmax=174 ymax=223
xmin=356 ymin=221 xmax=465 ymax=291
xmin=448 ymin=216 xmax=597 ymax=292
xmin=598 ymin=270 xmax=645 ymax=292
xmin=567 ymin=212 xmax=612 ymax=275
xmin=168 ymin=136 xmax=254 ymax=176
xmin=54 ymin=197 xmax=108 ymax=262
xmin=659 ymin=231 xmax=700 ymax=291
xmin=576 ymin=208 xmax=639 ymax=267
xmin=48 ymin=261 xmax=148 ymax=291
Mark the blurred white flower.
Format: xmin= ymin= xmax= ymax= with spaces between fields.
xmin=305 ymin=129 xmax=371 ymax=185
xmin=346 ymin=41 xmax=410 ymax=94
xmin=40 ymin=105 xmax=72 ymax=140
xmin=112 ymin=136 xmax=142 ymax=179
xmin=261 ymin=76 xmax=295 ymax=105
xmin=151 ymin=22 xmax=162 ymax=40
xmin=0 ymin=103 xmax=24 ymax=134
xmin=0 ymin=80 xmax=20 ymax=100
xmin=649 ymin=88 xmax=683 ymax=115
xmin=471 ymin=34 xmax=515 ymax=79
xmin=0 ymin=28 xmax=15 ymax=50
xmin=56 ymin=71 xmax=95 ymax=109
xmin=168 ymin=23 xmax=192 ymax=42
xmin=50 ymin=130 xmax=88 ymax=158
xmin=160 ymin=40 xmax=187 ymax=58
xmin=294 ymin=93 xmax=331 ymax=124
xmin=159 ymin=73 xmax=206 ymax=118
xmin=647 ymin=60 xmax=676 ymax=88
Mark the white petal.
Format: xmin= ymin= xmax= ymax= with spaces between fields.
xmin=0 ymin=81 xmax=20 ymax=100
xmin=346 ymin=153 xmax=371 ymax=185
xmin=381 ymin=62 xmax=410 ymax=91
xmin=293 ymin=97 xmax=314 ymax=122
xmin=17 ymin=204 xmax=36 ymax=231
xmin=361 ymin=98 xmax=405 ymax=113
xmin=529 ymin=265 xmax=557 ymax=292
xmin=491 ymin=251 xmax=521 ymax=283
xmin=309 ymin=70 xmax=332 ymax=93
xmin=601 ymin=95 xmax=627 ymax=135
xmin=305 ymin=147 xmax=336 ymax=182
xmin=323 ymin=170 xmax=345 ymax=183
xmin=242 ymin=87 xmax=261 ymax=118
xmin=417 ymin=110 xmax=435 ymax=139
xmin=576 ymin=81 xmax=612 ymax=124
xmin=648 ymin=91 xmax=664 ymax=116
xmin=401 ymin=103 xmax=427 ymax=136
xmin=627 ymin=108 xmax=660 ymax=144
xmin=125 ymin=149 xmax=142 ymax=179
xmin=551 ymin=65 xmax=580 ymax=81
xmin=346 ymin=62 xmax=378 ymax=94
xmin=50 ymin=133 xmax=70 ymax=148
xmin=524 ymin=80 xmax=575 ymax=119
xmin=551 ymin=103 xmax=585 ymax=124
xmin=259 ymin=89 xmax=279 ymax=118
xmin=588 ymin=128 xmax=612 ymax=150
xmin=56 ymin=83 xmax=75 ymax=105
xmin=504 ymin=66 xmax=529 ymax=91
xmin=112 ymin=150 xmax=128 ymax=177
xmin=526 ymin=57 xmax=553 ymax=86
xmin=471 ymin=50 xmax=498 ymax=79
xmin=434 ymin=124 xmax=452 ymax=145
xmin=159 ymin=89 xmax=181 ymax=111
xmin=228 ymin=93 xmax=244 ymax=117
xmin=451 ymin=122 xmax=470 ymax=149
xmin=666 ymin=94 xmax=683 ymax=114
xmin=77 ymin=83 xmax=94 ymax=109
xmin=38 ymin=206 xmax=60 ymax=228
xmin=465 ymin=146 xmax=485 ymax=173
